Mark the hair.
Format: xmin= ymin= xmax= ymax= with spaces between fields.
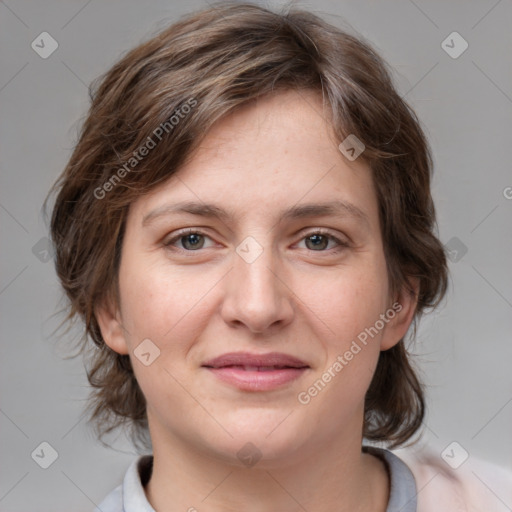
xmin=46 ymin=1 xmax=448 ymax=451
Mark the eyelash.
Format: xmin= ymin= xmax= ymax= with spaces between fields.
xmin=163 ymin=228 xmax=349 ymax=254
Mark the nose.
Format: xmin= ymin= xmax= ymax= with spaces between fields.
xmin=220 ymin=240 xmax=294 ymax=334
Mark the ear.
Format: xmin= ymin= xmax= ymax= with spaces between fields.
xmin=94 ymin=295 xmax=130 ymax=355
xmin=380 ymin=277 xmax=420 ymax=351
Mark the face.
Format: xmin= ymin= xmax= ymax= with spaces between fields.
xmin=97 ymin=89 xmax=417 ymax=466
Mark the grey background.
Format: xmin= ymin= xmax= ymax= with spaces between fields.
xmin=1 ymin=0 xmax=511 ymax=510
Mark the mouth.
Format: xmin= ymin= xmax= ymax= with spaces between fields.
xmin=210 ymin=365 xmax=303 ymax=371
xmin=202 ymin=352 xmax=310 ymax=391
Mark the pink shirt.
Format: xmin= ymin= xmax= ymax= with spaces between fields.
xmin=396 ymin=446 xmax=512 ymax=511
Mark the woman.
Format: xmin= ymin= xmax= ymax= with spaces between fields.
xmin=47 ymin=2 xmax=511 ymax=511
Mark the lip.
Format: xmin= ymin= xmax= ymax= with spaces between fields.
xmin=202 ymin=351 xmax=310 ymax=392
xmin=202 ymin=351 xmax=309 ymax=369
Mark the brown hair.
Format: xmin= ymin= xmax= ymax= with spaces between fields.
xmin=46 ymin=1 xmax=448 ymax=451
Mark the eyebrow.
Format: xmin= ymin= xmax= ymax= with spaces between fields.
xmin=142 ymin=199 xmax=369 ymax=227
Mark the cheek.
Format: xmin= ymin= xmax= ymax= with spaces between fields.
xmin=118 ymin=263 xmax=214 ymax=405
xmin=302 ymin=262 xmax=388 ymax=403
xmin=305 ymin=263 xmax=388 ymax=342
xmin=118 ymin=256 xmax=215 ymax=351
xmin=297 ymin=271 xmax=386 ymax=424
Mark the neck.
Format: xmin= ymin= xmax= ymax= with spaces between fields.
xmin=144 ymin=419 xmax=389 ymax=512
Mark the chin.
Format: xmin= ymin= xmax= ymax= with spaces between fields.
xmin=206 ymin=416 xmax=308 ymax=468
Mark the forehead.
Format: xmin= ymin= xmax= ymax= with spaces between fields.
xmin=129 ymin=89 xmax=379 ymax=231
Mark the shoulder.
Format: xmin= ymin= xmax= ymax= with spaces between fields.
xmin=392 ymin=444 xmax=512 ymax=512
xmin=93 ymin=455 xmax=154 ymax=512
xmin=94 ymin=484 xmax=122 ymax=512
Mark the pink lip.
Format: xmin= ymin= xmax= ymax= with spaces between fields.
xmin=202 ymin=351 xmax=310 ymax=391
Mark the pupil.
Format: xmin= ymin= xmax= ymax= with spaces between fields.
xmin=307 ymin=234 xmax=327 ymax=250
xmin=183 ymin=234 xmax=203 ymax=250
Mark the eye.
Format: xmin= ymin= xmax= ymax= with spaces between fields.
xmin=163 ymin=229 xmax=214 ymax=251
xmin=163 ymin=228 xmax=349 ymax=254
xmin=297 ymin=229 xmax=349 ymax=253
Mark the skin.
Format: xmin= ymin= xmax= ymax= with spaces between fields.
xmin=97 ymin=89 xmax=419 ymax=512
